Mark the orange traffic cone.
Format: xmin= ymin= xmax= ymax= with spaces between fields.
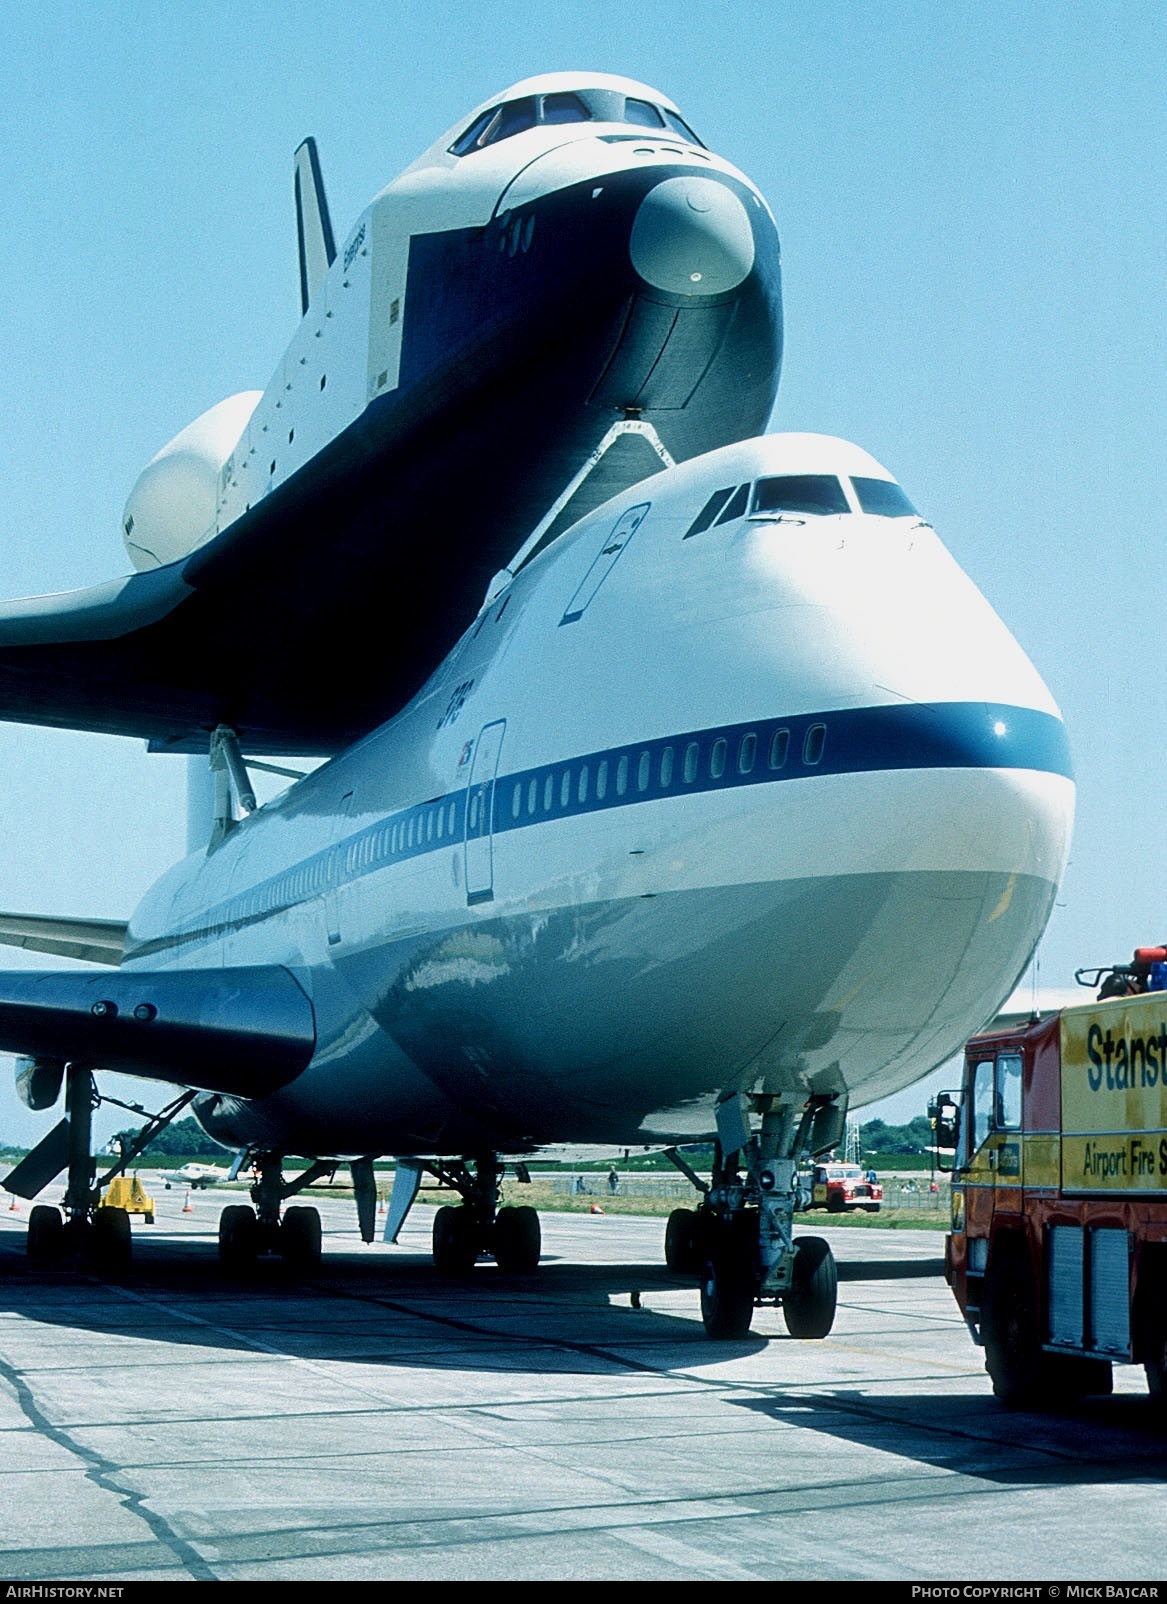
xmin=182 ymin=1191 xmax=193 ymax=1213
xmin=378 ymin=1194 xmax=387 ymax=1214
xmin=589 ymin=1204 xmax=605 ymax=1215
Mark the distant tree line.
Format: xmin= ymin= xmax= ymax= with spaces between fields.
xmin=859 ymin=1115 xmax=933 ymax=1156
xmin=114 ymin=1116 xmax=225 ymax=1157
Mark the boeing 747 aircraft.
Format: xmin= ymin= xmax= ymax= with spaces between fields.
xmin=0 ymin=77 xmax=1071 ymax=1340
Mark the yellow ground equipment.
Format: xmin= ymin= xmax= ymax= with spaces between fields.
xmin=100 ymin=1174 xmax=155 ymax=1223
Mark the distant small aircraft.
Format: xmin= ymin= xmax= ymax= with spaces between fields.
xmin=172 ymin=1163 xmax=230 ymax=1191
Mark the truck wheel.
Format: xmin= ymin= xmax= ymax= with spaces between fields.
xmin=1046 ymin=1353 xmax=1113 ymax=1398
xmin=981 ymin=1251 xmax=1044 ymax=1406
xmin=1143 ymin=1301 xmax=1167 ymax=1410
xmin=827 ymin=1192 xmax=844 ymax=1213
xmin=784 ymin=1236 xmax=837 ymax=1339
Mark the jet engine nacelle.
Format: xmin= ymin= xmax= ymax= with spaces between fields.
xmin=14 ymin=1055 xmax=64 ymax=1111
xmin=122 ymin=391 xmax=261 ymax=571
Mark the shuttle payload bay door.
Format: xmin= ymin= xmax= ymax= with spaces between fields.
xmin=465 ymin=720 xmax=506 ymax=905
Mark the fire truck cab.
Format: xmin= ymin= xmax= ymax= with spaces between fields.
xmin=937 ymin=974 xmax=1167 ymax=1411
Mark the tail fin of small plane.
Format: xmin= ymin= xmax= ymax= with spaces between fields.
xmin=294 ymin=136 xmax=337 ymax=315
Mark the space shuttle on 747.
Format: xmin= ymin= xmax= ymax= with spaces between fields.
xmin=0 ymin=74 xmax=1071 ymax=1341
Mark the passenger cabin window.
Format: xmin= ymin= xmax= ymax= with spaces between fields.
xmin=803 ymin=724 xmax=827 ymax=765
xmin=850 ymin=476 xmax=919 ymax=519
xmin=752 ymin=475 xmax=850 ymax=517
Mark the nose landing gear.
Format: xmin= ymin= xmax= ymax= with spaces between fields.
xmin=665 ymin=1093 xmax=845 ymax=1341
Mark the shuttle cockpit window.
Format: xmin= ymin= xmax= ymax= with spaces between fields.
xmin=542 ymin=91 xmax=592 ymax=124
xmin=450 ymin=94 xmax=593 ymax=155
xmin=622 ymin=97 xmax=704 ymax=144
xmin=850 ymin=476 xmax=919 ymax=519
xmin=485 ymin=97 xmax=539 ymax=145
xmin=624 ymin=97 xmax=666 ymax=127
xmin=661 ymin=109 xmax=704 ymax=144
xmin=751 ymin=475 xmax=850 ymax=518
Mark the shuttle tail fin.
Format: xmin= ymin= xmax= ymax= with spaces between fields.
xmin=294 ymin=137 xmax=336 ymax=315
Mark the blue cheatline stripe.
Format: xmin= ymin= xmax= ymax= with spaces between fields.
xmin=135 ymin=701 xmax=1069 ymax=956
xmin=486 ymin=701 xmax=1071 ymax=843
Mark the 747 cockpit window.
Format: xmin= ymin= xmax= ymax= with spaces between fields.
xmin=851 ymin=476 xmax=919 ymax=518
xmin=751 ymin=475 xmax=850 ymax=517
xmin=451 ymin=93 xmax=592 ymax=155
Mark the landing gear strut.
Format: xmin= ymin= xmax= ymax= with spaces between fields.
xmin=666 ymin=1094 xmax=845 ymax=1341
xmin=15 ymin=1068 xmax=196 ymax=1272
xmin=217 ymin=1151 xmax=332 ymax=1273
xmin=425 ymin=1155 xmax=541 ymax=1275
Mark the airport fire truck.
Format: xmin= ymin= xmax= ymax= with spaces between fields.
xmin=935 ymin=950 xmax=1167 ymax=1410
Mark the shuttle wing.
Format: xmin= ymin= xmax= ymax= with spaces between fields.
xmin=0 ymin=423 xmax=498 ymax=754
xmin=0 ymin=359 xmax=621 ymax=754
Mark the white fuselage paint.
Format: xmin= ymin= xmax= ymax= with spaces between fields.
xmin=124 ymin=433 xmax=1073 ymax=1158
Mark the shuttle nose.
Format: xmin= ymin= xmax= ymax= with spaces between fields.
xmin=630 ymin=177 xmax=756 ymax=297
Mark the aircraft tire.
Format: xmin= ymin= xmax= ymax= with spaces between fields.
xmin=700 ymin=1215 xmax=756 ymax=1340
xmin=433 ymin=1205 xmax=477 ymax=1275
xmin=27 ymin=1204 xmax=64 ymax=1264
xmin=783 ymin=1236 xmax=837 ymax=1339
xmin=91 ymin=1207 xmax=132 ymax=1274
xmin=219 ymin=1204 xmax=259 ymax=1271
xmin=280 ymin=1206 xmax=323 ymax=1271
xmin=493 ymin=1205 xmax=541 ymax=1273
xmin=664 ymin=1207 xmax=702 ymax=1276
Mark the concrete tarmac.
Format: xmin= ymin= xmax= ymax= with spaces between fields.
xmin=0 ymin=1182 xmax=1164 ymax=1581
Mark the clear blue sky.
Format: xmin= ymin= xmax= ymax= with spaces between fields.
xmin=0 ymin=1 xmax=1163 ymax=1143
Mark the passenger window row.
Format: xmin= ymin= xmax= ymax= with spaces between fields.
xmin=506 ymin=721 xmax=828 ymax=825
xmin=180 ymin=719 xmax=831 ymax=944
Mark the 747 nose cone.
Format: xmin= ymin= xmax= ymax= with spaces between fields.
xmin=630 ymin=176 xmax=756 ymax=297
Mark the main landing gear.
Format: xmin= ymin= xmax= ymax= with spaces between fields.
xmin=217 ymin=1150 xmax=333 ymax=1273
xmin=15 ymin=1066 xmax=196 ymax=1273
xmin=425 ymin=1155 xmax=541 ymax=1275
xmin=663 ymin=1093 xmax=845 ymax=1341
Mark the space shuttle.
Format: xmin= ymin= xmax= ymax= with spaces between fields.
xmin=0 ymin=74 xmax=1072 ymax=1341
